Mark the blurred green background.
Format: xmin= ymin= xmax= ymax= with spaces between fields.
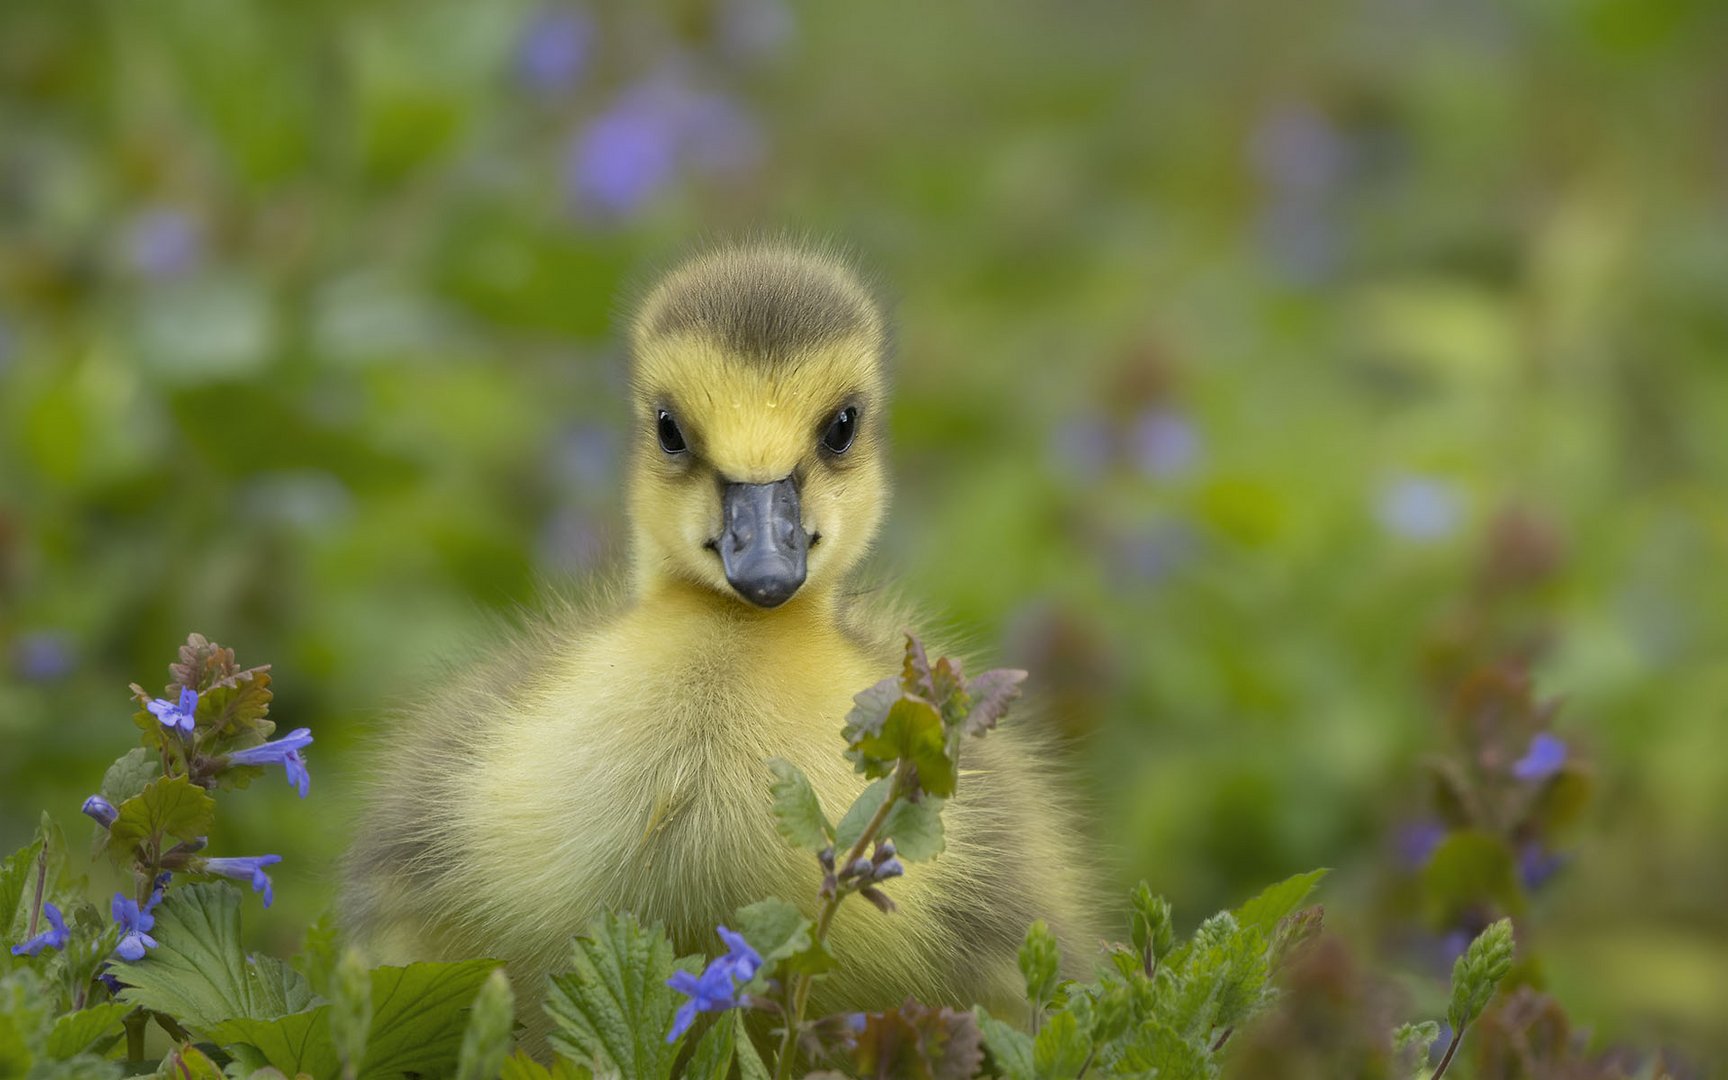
xmin=3 ymin=0 xmax=1726 ymax=1068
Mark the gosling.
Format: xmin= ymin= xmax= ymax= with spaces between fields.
xmin=342 ymin=242 xmax=1098 ymax=1039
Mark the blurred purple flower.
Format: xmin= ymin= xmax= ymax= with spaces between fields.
xmin=1249 ymin=102 xmax=1350 ymax=198
xmin=9 ymin=902 xmax=68 ymax=957
xmin=556 ymin=425 xmax=619 ymax=490
xmin=1376 ymin=475 xmax=1461 ymax=542
xmin=1111 ymin=523 xmax=1197 ymax=585
xmin=515 ymin=7 xmax=593 ymax=95
xmin=202 ymin=854 xmax=282 ymax=907
xmin=125 ymin=208 xmax=201 ymax=278
xmin=12 ymin=631 xmax=76 ymax=682
xmin=716 ymin=0 xmax=794 ymax=64
xmin=1511 ymin=732 xmax=1566 ymax=782
xmin=226 ymin=728 xmax=313 ymax=798
xmin=1051 ymin=414 xmax=1113 ymax=481
xmin=1396 ymin=820 xmax=1446 ymax=870
xmin=565 ymin=74 xmax=764 ymax=219
xmin=82 ymin=795 xmax=118 ymax=829
xmin=1518 ymin=841 xmax=1565 ymax=891
xmin=1128 ymin=408 xmax=1200 ymax=478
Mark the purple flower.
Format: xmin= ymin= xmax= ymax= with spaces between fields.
xmin=202 ymin=855 xmax=283 ymax=908
xmin=10 ymin=902 xmax=69 ymax=957
xmin=1512 ymin=732 xmax=1567 ymax=782
xmin=112 ymin=893 xmax=159 ymax=962
xmin=515 ymin=7 xmax=593 ymax=95
xmin=146 ymin=687 xmax=199 ymax=736
xmin=1518 ymin=842 xmax=1566 ymax=891
xmin=565 ymin=91 xmax=682 ymax=218
xmin=12 ymin=631 xmax=76 ymax=682
xmin=1396 ymin=820 xmax=1446 ymax=870
xmin=225 ymin=728 xmax=313 ymax=798
xmin=1050 ymin=414 xmax=1113 ymax=481
xmin=1376 ymin=476 xmax=1461 ymax=542
xmin=665 ymin=925 xmax=762 ymax=1043
xmin=125 ymin=209 xmax=201 ymax=278
xmin=82 ymin=795 xmax=118 ymax=829
xmin=1128 ymin=409 xmax=1200 ymax=478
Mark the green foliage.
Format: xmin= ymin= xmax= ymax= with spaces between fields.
xmin=0 ymin=970 xmax=121 ymax=1080
xmin=1392 ymin=1021 xmax=1441 ymax=1078
xmin=1446 ymin=918 xmax=1515 ymax=1033
xmin=105 ymin=775 xmax=216 ymax=858
xmin=545 ymin=912 xmax=686 ymax=1080
xmin=733 ymin=898 xmax=832 ymax=980
xmin=114 ymin=883 xmax=313 ymax=1030
xmin=1018 ymin=921 xmax=1061 ymax=1019
xmin=456 ymin=969 xmax=516 ymax=1080
xmin=850 ymin=1000 xmax=983 ymax=1080
xmin=330 ymin=948 xmax=372 ymax=1079
xmin=765 ymin=759 xmax=832 ymax=852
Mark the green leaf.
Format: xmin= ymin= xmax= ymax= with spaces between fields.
xmin=198 ymin=667 xmax=275 ymax=752
xmin=841 ymin=680 xmax=905 ymax=781
xmin=456 ymin=968 xmax=516 ymax=1080
xmin=959 ymin=668 xmax=1026 ymax=736
xmin=296 ymin=910 xmax=342 ymax=997
xmin=98 ymin=749 xmax=161 ymax=812
xmin=162 ymin=1044 xmax=226 ymax=1080
xmin=44 ymin=1004 xmax=131 ymax=1059
xmin=1447 ymin=918 xmax=1515 ymax=1031
xmin=852 ymin=1001 xmax=983 ymax=1080
xmin=732 ymin=1010 xmax=770 ymax=1080
xmin=1115 ymin=1021 xmax=1208 ymax=1080
xmin=1392 ymin=1020 xmax=1441 ymax=1077
xmin=500 ymin=1051 xmax=595 ymax=1080
xmin=0 ymin=839 xmax=44 ymax=955
xmin=899 ymin=634 xmax=936 ymax=700
xmin=1233 ymin=868 xmax=1328 ymax=934
xmin=330 ymin=949 xmax=372 ymax=1077
xmin=1422 ymin=832 xmax=1524 ymax=926
xmin=882 ymin=795 xmax=946 ymax=861
xmin=1018 ymin=922 xmax=1060 ymax=1013
xmin=114 ymin=883 xmax=313 ymax=1030
xmin=835 ymin=778 xmax=891 ymax=853
xmin=734 ymin=899 xmax=833 ymax=978
xmin=766 ymin=759 xmax=832 ymax=851
xmin=974 ymin=1008 xmax=1034 ymax=1080
xmin=106 ymin=776 xmax=217 ymax=856
xmin=213 ymin=959 xmax=501 ymax=1080
xmin=1030 ymin=1010 xmax=1089 ymax=1079
xmin=1129 ymin=883 xmax=1174 ymax=971
xmin=683 ymin=1013 xmax=735 ymax=1080
xmin=545 ymin=911 xmax=682 ymax=1079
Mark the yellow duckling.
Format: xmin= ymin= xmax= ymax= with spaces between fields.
xmin=342 ymin=241 xmax=1099 ymax=1040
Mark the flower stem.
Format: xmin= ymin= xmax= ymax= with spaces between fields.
xmin=1429 ymin=1025 xmax=1465 ymax=1079
xmin=771 ymin=764 xmax=908 ymax=1080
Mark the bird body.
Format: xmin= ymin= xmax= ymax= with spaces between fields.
xmin=343 ymin=243 xmax=1098 ymax=1041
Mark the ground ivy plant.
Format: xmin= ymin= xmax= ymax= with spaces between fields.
xmin=3 ymin=632 xmax=1516 ymax=1079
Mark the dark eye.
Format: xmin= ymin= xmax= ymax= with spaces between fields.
xmin=657 ymin=410 xmax=687 ymax=454
xmin=822 ymin=407 xmax=858 ymax=454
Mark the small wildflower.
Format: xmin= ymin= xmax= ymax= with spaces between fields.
xmin=125 ymin=208 xmax=201 ymax=278
xmin=1511 ymin=732 xmax=1567 ymax=782
xmin=225 ymin=728 xmax=313 ymax=797
xmin=1396 ymin=820 xmax=1446 ymax=870
xmin=82 ymin=794 xmax=118 ymax=829
xmin=202 ymin=855 xmax=283 ymax=907
xmin=847 ymin=857 xmax=873 ymax=879
xmin=147 ymin=687 xmax=198 ymax=736
xmin=13 ymin=631 xmax=76 ymax=682
xmin=846 ymin=1012 xmax=868 ymax=1032
xmin=1128 ymin=408 xmax=1200 ymax=478
xmin=515 ymin=7 xmax=593 ymax=95
xmin=9 ymin=902 xmax=69 ymax=957
xmin=112 ymin=893 xmax=159 ymax=962
xmin=664 ymin=925 xmax=763 ymax=1043
xmin=1518 ymin=842 xmax=1566 ymax=890
xmin=872 ymin=858 xmax=904 ymax=881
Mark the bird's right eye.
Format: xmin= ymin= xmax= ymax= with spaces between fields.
xmin=657 ymin=410 xmax=688 ymax=455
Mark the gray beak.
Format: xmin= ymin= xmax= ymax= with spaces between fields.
xmin=718 ymin=477 xmax=808 ymax=608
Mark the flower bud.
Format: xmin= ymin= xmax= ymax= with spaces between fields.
xmin=847 ymin=858 xmax=873 ymax=879
xmin=872 ymin=858 xmax=904 ymax=881
xmin=82 ymin=795 xmax=118 ymax=829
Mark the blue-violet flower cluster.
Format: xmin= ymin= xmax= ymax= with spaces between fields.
xmin=665 ymin=925 xmax=762 ymax=1042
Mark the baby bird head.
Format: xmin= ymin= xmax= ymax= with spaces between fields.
xmin=625 ymin=243 xmax=890 ymax=610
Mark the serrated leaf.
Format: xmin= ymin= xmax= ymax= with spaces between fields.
xmin=1447 ymin=918 xmax=1514 ymax=1031
xmin=841 ymin=679 xmax=904 ymax=780
xmin=882 ymin=795 xmax=946 ymax=861
xmin=107 ymin=776 xmax=216 ymax=857
xmin=1392 ymin=1020 xmax=1441 ymax=1077
xmin=853 ymin=1000 xmax=982 ymax=1080
xmin=545 ymin=912 xmax=682 ymax=1079
xmin=500 ymin=1051 xmax=595 ymax=1080
xmin=835 ymin=778 xmax=891 ymax=854
xmin=974 ymin=1008 xmax=1034 ymax=1080
xmin=163 ymin=1044 xmax=226 ymax=1080
xmin=1031 ymin=1010 xmax=1089 ymax=1079
xmin=683 ymin=1013 xmax=735 ymax=1080
xmin=1116 ymin=1020 xmax=1208 ymax=1080
xmin=766 ymin=759 xmax=832 ymax=850
xmin=44 ymin=1004 xmax=130 ymax=1059
xmin=98 ymin=749 xmax=161 ymax=811
xmin=734 ymin=899 xmax=832 ymax=978
xmin=1 ymin=839 xmax=44 ymax=955
xmin=960 ymin=668 xmax=1026 ymax=736
xmin=198 ymin=668 xmax=274 ymax=750
xmin=212 ymin=959 xmax=500 ymax=1080
xmin=114 ymin=883 xmax=313 ymax=1030
xmin=1233 ymin=868 xmax=1328 ymax=934
xmin=848 ymin=698 xmax=954 ymax=797
xmin=900 ymin=635 xmax=936 ymax=699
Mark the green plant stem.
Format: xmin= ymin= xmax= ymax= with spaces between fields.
xmin=1429 ymin=1025 xmax=1465 ymax=1079
xmin=771 ymin=763 xmax=908 ymax=1080
xmin=124 ymin=1009 xmax=148 ymax=1062
xmin=26 ymin=843 xmax=47 ymax=938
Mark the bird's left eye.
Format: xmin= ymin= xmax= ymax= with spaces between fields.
xmin=822 ymin=407 xmax=858 ymax=454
